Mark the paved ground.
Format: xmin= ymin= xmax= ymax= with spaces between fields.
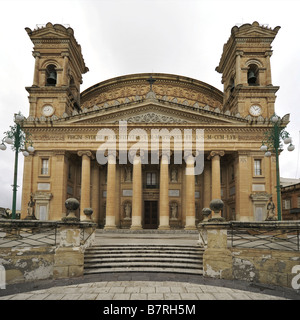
xmin=0 ymin=272 xmax=299 ymax=300
xmin=0 ymin=230 xmax=299 ymax=301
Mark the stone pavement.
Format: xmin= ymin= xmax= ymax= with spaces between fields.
xmin=1 ymin=272 xmax=299 ymax=300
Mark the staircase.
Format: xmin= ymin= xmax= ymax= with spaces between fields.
xmin=84 ymin=244 xmax=204 ymax=275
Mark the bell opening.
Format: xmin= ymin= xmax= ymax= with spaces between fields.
xmin=46 ymin=64 xmax=57 ymax=86
xmin=247 ymin=64 xmax=259 ymax=86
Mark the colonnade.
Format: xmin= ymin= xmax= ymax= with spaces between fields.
xmin=76 ymin=150 xmax=224 ymax=229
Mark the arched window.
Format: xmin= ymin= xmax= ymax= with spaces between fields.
xmin=247 ymin=64 xmax=259 ymax=86
xmin=46 ymin=64 xmax=57 ymax=86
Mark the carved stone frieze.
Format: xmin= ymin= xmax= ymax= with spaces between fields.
xmin=117 ymin=112 xmax=188 ymax=124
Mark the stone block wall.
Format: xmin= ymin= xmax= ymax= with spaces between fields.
xmin=0 ymin=221 xmax=96 ymax=285
xmin=201 ymin=222 xmax=300 ymax=289
xmin=231 ymin=247 xmax=300 ymax=288
xmin=0 ymin=246 xmax=55 ymax=284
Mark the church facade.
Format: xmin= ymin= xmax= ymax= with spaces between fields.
xmin=20 ymin=21 xmax=287 ymax=228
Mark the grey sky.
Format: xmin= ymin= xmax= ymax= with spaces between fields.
xmin=0 ymin=0 xmax=299 ymax=209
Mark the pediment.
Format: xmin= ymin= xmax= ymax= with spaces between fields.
xmin=232 ymin=22 xmax=280 ymax=39
xmin=25 ymin=23 xmax=74 ymax=41
xmin=59 ymin=99 xmax=248 ymax=126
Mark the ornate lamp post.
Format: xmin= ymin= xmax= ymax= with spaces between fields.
xmin=260 ymin=114 xmax=295 ymax=221
xmin=0 ymin=113 xmax=34 ymax=219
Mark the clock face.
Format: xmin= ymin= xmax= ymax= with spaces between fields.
xmin=42 ymin=105 xmax=54 ymax=117
xmin=249 ymin=105 xmax=262 ymax=117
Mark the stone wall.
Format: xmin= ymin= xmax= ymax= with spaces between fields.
xmin=231 ymin=247 xmax=300 ymax=288
xmin=0 ymin=246 xmax=55 ymax=284
xmin=201 ymin=221 xmax=300 ymax=289
xmin=0 ymin=220 xmax=96 ymax=285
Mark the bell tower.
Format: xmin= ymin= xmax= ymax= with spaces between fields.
xmin=216 ymin=21 xmax=280 ymax=118
xmin=25 ymin=22 xmax=89 ymax=118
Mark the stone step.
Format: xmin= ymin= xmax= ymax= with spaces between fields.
xmin=85 ymin=246 xmax=204 ymax=253
xmin=85 ymin=253 xmax=202 ymax=260
xmin=84 ymin=244 xmax=204 ymax=275
xmin=84 ymin=267 xmax=203 ymax=275
xmin=85 ymin=256 xmax=202 ymax=264
xmin=84 ymin=261 xmax=202 ymax=269
xmin=85 ymin=249 xmax=202 ymax=256
xmin=87 ymin=244 xmax=204 ymax=250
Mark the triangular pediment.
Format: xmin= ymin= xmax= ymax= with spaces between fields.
xmin=58 ymin=99 xmax=248 ymax=126
xmin=26 ymin=23 xmax=74 ymax=41
xmin=232 ymin=22 xmax=280 ymax=39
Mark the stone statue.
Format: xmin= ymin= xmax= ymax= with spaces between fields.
xmin=124 ymin=203 xmax=131 ymax=219
xmin=266 ymin=197 xmax=276 ymax=220
xmin=28 ymin=195 xmax=35 ymax=215
xmin=125 ymin=166 xmax=132 ymax=182
xmin=171 ymin=168 xmax=177 ymax=182
xmin=170 ymin=202 xmax=178 ymax=219
xmin=24 ymin=194 xmax=37 ymax=220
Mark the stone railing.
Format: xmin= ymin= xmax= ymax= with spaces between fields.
xmin=198 ymin=221 xmax=300 ymax=290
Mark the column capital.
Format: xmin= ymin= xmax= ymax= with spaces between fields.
xmin=77 ymin=150 xmax=95 ymax=159
xmin=236 ymin=50 xmax=244 ymax=57
xmin=207 ymin=151 xmax=225 ymax=160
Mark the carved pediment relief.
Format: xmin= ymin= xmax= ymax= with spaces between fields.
xmin=115 ymin=112 xmax=188 ymax=124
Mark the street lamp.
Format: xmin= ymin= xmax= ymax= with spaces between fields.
xmin=260 ymin=114 xmax=295 ymax=221
xmin=0 ymin=113 xmax=34 ymax=219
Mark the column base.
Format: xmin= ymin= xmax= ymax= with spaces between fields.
xmin=131 ymin=216 xmax=142 ymax=230
xmin=130 ymin=225 xmax=143 ymax=230
xmin=185 ymin=216 xmax=196 ymax=230
xmin=158 ymin=216 xmax=170 ymax=230
xmin=184 ymin=225 xmax=197 ymax=230
xmin=104 ymin=225 xmax=117 ymax=230
xmin=158 ymin=225 xmax=170 ymax=230
xmin=104 ymin=216 xmax=116 ymax=229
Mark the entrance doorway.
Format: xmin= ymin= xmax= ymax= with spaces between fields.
xmin=144 ymin=201 xmax=158 ymax=229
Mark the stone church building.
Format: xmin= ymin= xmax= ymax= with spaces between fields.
xmin=20 ymin=21 xmax=287 ymax=229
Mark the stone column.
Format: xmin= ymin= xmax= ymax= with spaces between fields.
xmin=209 ymin=151 xmax=225 ymax=200
xmin=78 ymin=151 xmax=93 ymax=220
xmin=203 ymin=161 xmax=211 ymax=208
xmin=185 ymin=155 xmax=196 ymax=230
xmin=131 ymin=155 xmax=142 ymax=230
xmin=159 ymin=154 xmax=170 ymax=229
xmin=91 ymin=162 xmax=100 ymax=224
xmin=104 ymin=154 xmax=117 ymax=229
xmin=32 ymin=52 xmax=40 ymax=86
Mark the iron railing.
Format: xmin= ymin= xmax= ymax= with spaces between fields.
xmin=0 ymin=220 xmax=96 ymax=248
xmin=229 ymin=221 xmax=300 ymax=252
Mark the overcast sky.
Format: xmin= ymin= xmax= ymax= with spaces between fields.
xmin=0 ymin=0 xmax=299 ymax=210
